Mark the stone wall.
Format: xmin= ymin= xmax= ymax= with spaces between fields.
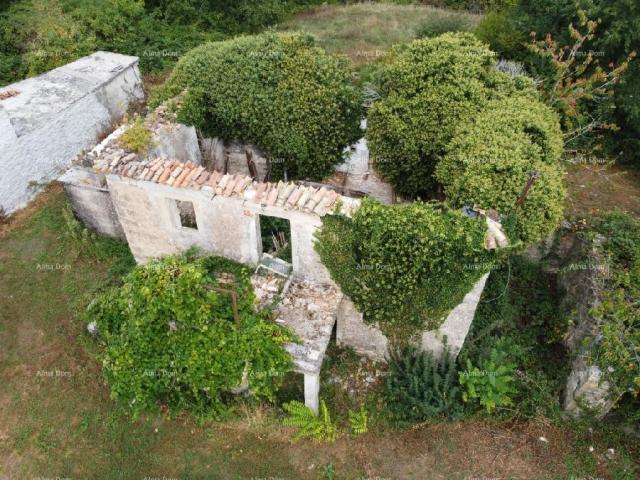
xmin=105 ymin=174 xmax=337 ymax=283
xmin=0 ymin=51 xmax=144 ymax=215
xmin=557 ymin=233 xmax=617 ymax=418
xmin=336 ymin=273 xmax=490 ymax=361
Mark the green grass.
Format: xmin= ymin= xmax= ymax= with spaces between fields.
xmin=0 ymin=187 xmax=638 ymax=479
xmin=279 ymin=2 xmax=481 ymax=69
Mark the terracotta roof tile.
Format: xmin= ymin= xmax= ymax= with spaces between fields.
xmin=158 ymin=167 xmax=172 ymax=183
xmin=254 ymin=182 xmax=268 ymax=203
xmin=99 ymin=154 xmax=358 ymax=217
xmin=285 ymin=188 xmax=302 ymax=208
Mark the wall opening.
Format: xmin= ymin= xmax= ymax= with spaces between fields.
xmin=175 ymin=200 xmax=198 ymax=230
xmin=259 ymin=215 xmax=292 ymax=264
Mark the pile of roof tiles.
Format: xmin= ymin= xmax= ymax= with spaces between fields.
xmin=90 ymin=143 xmax=357 ymax=217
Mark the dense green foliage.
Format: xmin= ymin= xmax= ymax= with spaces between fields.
xmin=283 ymin=400 xmax=337 ymax=442
xmin=315 ymin=198 xmax=493 ymax=337
xmin=0 ymin=0 xmax=325 ymax=87
xmin=88 ymin=252 xmax=294 ymax=418
xmin=436 ymin=96 xmax=566 ymax=244
xmin=152 ymin=32 xmax=363 ymax=180
xmin=0 ymin=0 xmax=223 ymax=86
xmin=587 ymin=211 xmax=640 ymax=397
xmin=475 ymin=0 xmax=640 ymax=165
xmin=366 ymin=33 xmax=536 ymax=197
xmin=385 ymin=346 xmax=464 ymax=424
xmin=460 ymin=255 xmax=568 ymax=418
xmin=459 ymin=348 xmax=516 ymax=413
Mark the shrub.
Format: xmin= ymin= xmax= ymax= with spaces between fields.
xmin=366 ymin=33 xmax=535 ymax=197
xmin=118 ymin=117 xmax=153 ymax=155
xmin=587 ymin=211 xmax=640 ymax=397
xmin=415 ymin=14 xmax=473 ymax=38
xmin=283 ymin=400 xmax=337 ymax=442
xmin=315 ymin=198 xmax=494 ymax=338
xmin=152 ymin=32 xmax=363 ymax=181
xmin=474 ymin=11 xmax=527 ymax=61
xmin=385 ymin=346 xmax=464 ymax=424
xmin=436 ymin=96 xmax=566 ymax=245
xmin=88 ymin=252 xmax=295 ymax=418
xmin=459 ymin=255 xmax=568 ymax=419
xmin=459 ymin=348 xmax=516 ymax=413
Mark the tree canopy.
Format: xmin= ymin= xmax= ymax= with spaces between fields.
xmin=152 ymin=32 xmax=364 ymax=181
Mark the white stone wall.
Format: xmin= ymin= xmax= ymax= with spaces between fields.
xmin=0 ymin=52 xmax=144 ymax=214
xmin=106 ymin=175 xmax=333 ymax=283
xmin=337 ymin=273 xmax=490 ymax=361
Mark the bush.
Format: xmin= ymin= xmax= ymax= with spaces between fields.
xmin=385 ymin=346 xmax=464 ymax=424
xmin=587 ymin=211 xmax=640 ymax=397
xmin=366 ymin=33 xmax=535 ymax=197
xmin=315 ymin=198 xmax=494 ymax=338
xmin=152 ymin=32 xmax=363 ymax=181
xmin=118 ymin=117 xmax=153 ymax=155
xmin=415 ymin=13 xmax=474 ymax=38
xmin=474 ymin=11 xmax=527 ymax=60
xmin=88 ymin=252 xmax=295 ymax=418
xmin=459 ymin=348 xmax=516 ymax=413
xmin=436 ymin=96 xmax=566 ymax=244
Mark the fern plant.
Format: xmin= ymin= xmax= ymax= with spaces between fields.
xmin=348 ymin=407 xmax=368 ymax=435
xmin=282 ymin=400 xmax=337 ymax=443
xmin=385 ymin=345 xmax=464 ymax=424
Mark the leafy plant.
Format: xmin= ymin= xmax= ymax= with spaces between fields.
xmin=385 ymin=346 xmax=464 ymax=424
xmin=151 ymin=32 xmax=363 ymax=181
xmin=347 ymin=407 xmax=368 ymax=435
xmin=89 ymin=252 xmax=295 ymax=418
xmin=459 ymin=348 xmax=516 ymax=413
xmin=528 ymin=8 xmax=636 ymax=149
xmin=118 ymin=117 xmax=153 ymax=155
xmin=282 ymin=400 xmax=337 ymax=443
xmin=321 ymin=463 xmax=335 ymax=480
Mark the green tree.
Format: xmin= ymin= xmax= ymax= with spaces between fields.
xmin=89 ymin=253 xmax=294 ymax=418
xmin=366 ymin=33 xmax=535 ymax=198
xmin=152 ymin=32 xmax=363 ymax=181
xmin=436 ymin=96 xmax=566 ymax=244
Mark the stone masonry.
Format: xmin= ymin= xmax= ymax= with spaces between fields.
xmin=0 ymin=51 xmax=144 ymax=214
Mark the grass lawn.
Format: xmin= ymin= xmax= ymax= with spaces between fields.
xmin=280 ymin=2 xmax=481 ymax=68
xmin=0 ymin=185 xmax=638 ymax=479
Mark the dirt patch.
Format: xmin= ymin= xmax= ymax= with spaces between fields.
xmin=565 ymin=163 xmax=640 ymax=218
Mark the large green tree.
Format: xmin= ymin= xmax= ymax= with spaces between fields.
xmin=436 ymin=96 xmax=566 ymax=244
xmin=152 ymin=32 xmax=363 ymax=180
xmin=89 ymin=253 xmax=294 ymax=418
xmin=366 ymin=33 xmax=535 ymax=198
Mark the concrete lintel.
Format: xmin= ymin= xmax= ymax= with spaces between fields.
xmin=304 ymin=373 xmax=320 ymax=415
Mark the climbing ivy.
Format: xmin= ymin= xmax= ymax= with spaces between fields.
xmin=587 ymin=211 xmax=640 ymax=397
xmin=88 ymin=251 xmax=295 ymax=418
xmin=436 ymin=96 xmax=566 ymax=244
xmin=315 ymin=198 xmax=497 ymax=339
xmin=151 ymin=32 xmax=363 ymax=181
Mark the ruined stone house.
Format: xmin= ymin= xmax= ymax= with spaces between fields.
xmin=3 ymin=53 xmax=503 ymax=413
